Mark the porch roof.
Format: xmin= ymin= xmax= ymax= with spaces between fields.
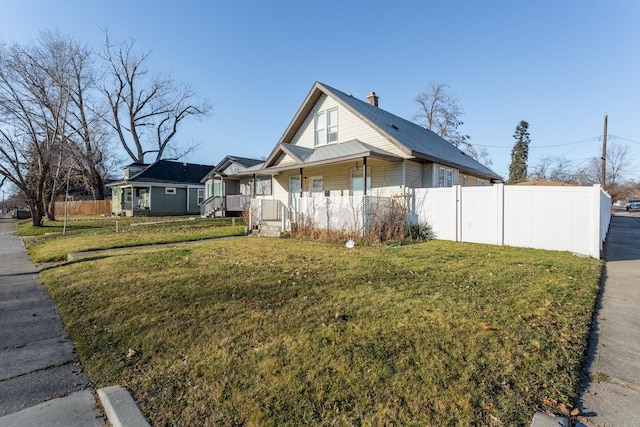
xmin=238 ymin=139 xmax=402 ymax=175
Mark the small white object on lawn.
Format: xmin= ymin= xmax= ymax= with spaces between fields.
xmin=346 ymin=239 xmax=355 ymax=248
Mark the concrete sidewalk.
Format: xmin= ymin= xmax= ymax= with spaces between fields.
xmin=0 ymin=214 xmax=102 ymax=426
xmin=0 ymin=214 xmax=149 ymax=426
xmin=576 ymin=213 xmax=640 ymax=427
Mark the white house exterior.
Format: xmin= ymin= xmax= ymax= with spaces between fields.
xmin=200 ymin=155 xmax=268 ymax=217
xmin=241 ymin=82 xmax=500 ymax=222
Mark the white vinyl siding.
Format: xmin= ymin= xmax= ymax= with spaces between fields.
xmin=404 ymin=160 xmax=423 ymax=188
xmin=289 ymin=94 xmax=406 ymax=157
xmin=423 ymin=163 xmax=434 ymax=187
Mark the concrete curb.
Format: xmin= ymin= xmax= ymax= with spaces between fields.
xmin=97 ymin=386 xmax=150 ymax=427
xmin=530 ymin=412 xmax=568 ymax=427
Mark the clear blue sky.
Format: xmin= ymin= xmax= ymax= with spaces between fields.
xmin=1 ymin=0 xmax=639 ymax=180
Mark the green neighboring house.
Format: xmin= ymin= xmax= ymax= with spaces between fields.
xmin=108 ymin=160 xmax=214 ymax=216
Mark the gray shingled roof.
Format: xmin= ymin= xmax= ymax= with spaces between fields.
xmin=202 ymin=155 xmax=264 ymax=180
xmin=108 ymin=160 xmax=214 ymax=186
xmin=260 ymin=139 xmax=402 ymax=174
xmin=262 ymin=82 xmax=500 ymax=181
xmin=318 ymin=83 xmax=500 ymax=180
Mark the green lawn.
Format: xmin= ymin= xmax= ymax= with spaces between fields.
xmin=37 ymin=234 xmax=602 ymax=426
xmin=19 ymin=216 xmax=245 ymax=262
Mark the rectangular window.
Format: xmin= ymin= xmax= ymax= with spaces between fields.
xmin=446 ymin=170 xmax=454 ymax=187
xmin=310 ymin=176 xmax=323 ymax=194
xmin=462 ymin=176 xmax=468 ymax=187
xmin=314 ymin=108 xmax=337 ymax=146
xmin=438 ymin=167 xmax=454 ymax=187
xmin=245 ymin=179 xmax=254 ymax=196
xmin=213 ymin=181 xmax=222 ymax=197
xmin=197 ymin=189 xmax=205 ymax=205
xmin=327 ymin=108 xmax=338 ymax=143
xmin=350 ymin=166 xmax=371 ymax=196
xmin=314 ymin=111 xmax=326 ymax=146
xmin=165 ymin=187 xmax=177 ymax=195
xmin=256 ymin=177 xmax=272 ymax=196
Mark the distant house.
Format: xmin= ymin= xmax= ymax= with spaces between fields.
xmin=200 ymin=155 xmax=267 ymax=217
xmin=240 ymin=82 xmax=500 ymax=216
xmin=108 ymin=160 xmax=214 ymax=216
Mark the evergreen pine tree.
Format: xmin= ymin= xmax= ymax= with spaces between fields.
xmin=507 ymin=121 xmax=531 ymax=184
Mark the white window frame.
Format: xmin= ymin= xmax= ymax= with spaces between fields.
xmin=165 ymin=187 xmax=177 ymax=195
xmin=256 ymin=177 xmax=272 ymax=196
xmin=309 ymin=176 xmax=323 ymax=195
xmin=327 ymin=108 xmax=338 ymax=143
xmin=314 ymin=107 xmax=338 ymax=146
xmin=438 ymin=167 xmax=454 ymax=187
xmin=446 ymin=169 xmax=454 ymax=187
xmin=350 ymin=166 xmax=371 ymax=196
xmin=197 ymin=189 xmax=205 ymax=205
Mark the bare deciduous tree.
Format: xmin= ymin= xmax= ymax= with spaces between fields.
xmin=100 ymin=33 xmax=212 ymax=164
xmin=0 ymin=34 xmax=74 ymax=225
xmin=529 ymin=156 xmax=577 ymax=183
xmin=413 ymin=81 xmax=491 ymax=165
xmin=577 ymin=143 xmax=633 ymax=187
xmin=63 ymin=34 xmax=113 ymax=200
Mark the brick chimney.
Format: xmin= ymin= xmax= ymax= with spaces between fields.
xmin=367 ymin=91 xmax=379 ymax=107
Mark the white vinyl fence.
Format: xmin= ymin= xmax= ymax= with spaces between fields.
xmin=295 ymin=184 xmax=611 ymax=258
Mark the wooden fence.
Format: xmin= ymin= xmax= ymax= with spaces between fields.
xmin=54 ymin=200 xmax=112 ymax=216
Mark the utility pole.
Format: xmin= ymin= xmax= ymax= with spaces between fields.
xmin=601 ymin=114 xmax=608 ymax=190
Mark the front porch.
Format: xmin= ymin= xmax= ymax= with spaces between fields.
xmin=200 ymin=194 xmax=252 ymax=218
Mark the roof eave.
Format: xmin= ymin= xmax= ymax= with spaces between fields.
xmin=256 ymin=151 xmax=402 ymax=175
xmin=411 ymin=151 xmax=501 ymax=181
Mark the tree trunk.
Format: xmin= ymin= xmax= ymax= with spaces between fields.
xmin=28 ymin=200 xmax=44 ymax=227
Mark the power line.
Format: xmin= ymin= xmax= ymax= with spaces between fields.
xmin=474 ymin=136 xmax=600 ymax=150
xmin=610 ymin=135 xmax=640 ymax=145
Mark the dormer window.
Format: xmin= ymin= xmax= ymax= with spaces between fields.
xmin=315 ymin=108 xmax=338 ymax=146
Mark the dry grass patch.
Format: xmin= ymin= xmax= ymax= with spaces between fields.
xmin=40 ymin=238 xmax=601 ymax=426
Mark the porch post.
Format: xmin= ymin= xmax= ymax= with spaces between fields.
xmin=299 ymin=168 xmax=303 ymax=197
xmin=252 ymin=174 xmax=257 ymax=198
xmin=363 ymin=157 xmax=367 ymax=195
xmin=222 ymin=177 xmax=226 ymax=217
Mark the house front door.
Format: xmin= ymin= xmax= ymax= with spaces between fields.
xmin=350 ymin=166 xmax=371 ymax=197
xmin=289 ymin=176 xmax=300 ymax=211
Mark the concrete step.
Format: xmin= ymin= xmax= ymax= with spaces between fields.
xmin=259 ymin=221 xmax=283 ymax=237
